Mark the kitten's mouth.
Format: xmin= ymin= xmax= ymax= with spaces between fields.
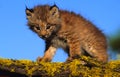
xmin=41 ymin=35 xmax=48 ymax=39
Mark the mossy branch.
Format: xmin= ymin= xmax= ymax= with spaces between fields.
xmin=0 ymin=56 xmax=120 ymax=77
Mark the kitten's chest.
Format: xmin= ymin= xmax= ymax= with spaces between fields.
xmin=51 ymin=37 xmax=68 ymax=49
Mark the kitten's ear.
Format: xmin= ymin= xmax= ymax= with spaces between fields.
xmin=49 ymin=5 xmax=59 ymax=18
xmin=26 ymin=7 xmax=34 ymax=19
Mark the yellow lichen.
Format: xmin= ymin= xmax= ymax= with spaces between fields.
xmin=39 ymin=62 xmax=63 ymax=76
xmin=0 ymin=58 xmax=13 ymax=66
xmin=68 ymin=59 xmax=83 ymax=76
xmin=0 ymin=57 xmax=120 ymax=77
xmin=11 ymin=68 xmax=15 ymax=72
xmin=16 ymin=59 xmax=37 ymax=76
xmin=107 ymin=60 xmax=120 ymax=69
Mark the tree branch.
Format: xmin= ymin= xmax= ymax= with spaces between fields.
xmin=0 ymin=56 xmax=120 ymax=77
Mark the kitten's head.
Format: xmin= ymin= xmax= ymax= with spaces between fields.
xmin=26 ymin=5 xmax=61 ymax=39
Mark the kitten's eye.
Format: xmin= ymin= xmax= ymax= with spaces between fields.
xmin=46 ymin=25 xmax=51 ymax=29
xmin=35 ymin=25 xmax=40 ymax=30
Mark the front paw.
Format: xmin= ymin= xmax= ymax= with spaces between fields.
xmin=36 ymin=56 xmax=51 ymax=62
xmin=36 ymin=56 xmax=43 ymax=63
xmin=66 ymin=57 xmax=73 ymax=62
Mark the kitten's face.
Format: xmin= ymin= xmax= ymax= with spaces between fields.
xmin=26 ymin=5 xmax=61 ymax=39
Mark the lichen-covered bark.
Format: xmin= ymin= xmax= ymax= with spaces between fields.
xmin=0 ymin=56 xmax=120 ymax=77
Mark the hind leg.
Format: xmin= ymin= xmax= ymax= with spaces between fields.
xmin=66 ymin=40 xmax=82 ymax=62
xmin=85 ymin=48 xmax=108 ymax=63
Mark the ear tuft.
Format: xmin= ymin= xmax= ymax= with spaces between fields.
xmin=26 ymin=7 xmax=34 ymax=19
xmin=50 ymin=5 xmax=59 ymax=17
xmin=50 ymin=4 xmax=58 ymax=10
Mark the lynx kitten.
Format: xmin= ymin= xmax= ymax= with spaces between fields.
xmin=26 ymin=5 xmax=108 ymax=62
